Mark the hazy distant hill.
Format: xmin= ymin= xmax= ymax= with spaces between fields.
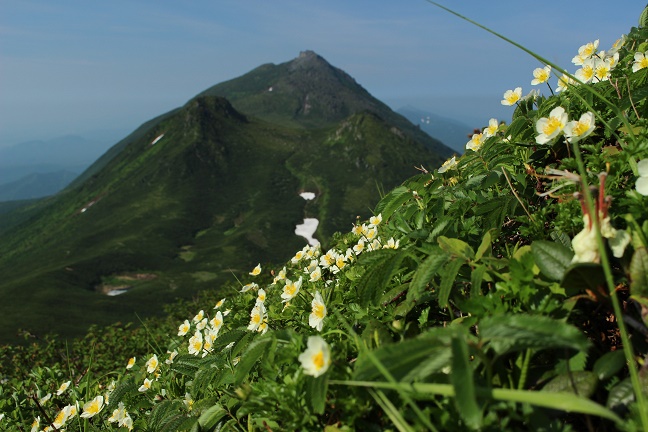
xmin=0 ymin=134 xmax=117 ymax=200
xmin=0 ymin=170 xmax=79 ymax=201
xmin=397 ymin=106 xmax=473 ymax=155
xmin=0 ymin=51 xmax=453 ymax=343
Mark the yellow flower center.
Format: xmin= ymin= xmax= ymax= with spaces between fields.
xmin=506 ymin=93 xmax=519 ymax=104
xmin=87 ymin=401 xmax=100 ymax=414
xmin=312 ymin=351 xmax=325 ymax=370
xmin=313 ymin=304 xmax=325 ymax=319
xmin=582 ymin=65 xmax=594 ymax=80
xmin=641 ymin=57 xmax=648 ymax=69
xmin=285 ymin=285 xmax=296 ymax=296
xmin=543 ymin=117 xmax=563 ymax=135
xmin=573 ymin=121 xmax=589 ymax=136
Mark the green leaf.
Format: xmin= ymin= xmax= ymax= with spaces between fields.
xmin=438 ymin=236 xmax=475 ymax=261
xmin=438 ymin=258 xmax=464 ymax=309
xmin=451 ymin=335 xmax=482 ymax=429
xmin=407 ymin=247 xmax=449 ymax=303
xmin=354 ymin=332 xmax=451 ymax=382
xmin=374 ymin=186 xmax=412 ymax=220
xmin=198 ymin=404 xmax=227 ymax=430
xmin=593 ymin=350 xmax=626 ymax=381
xmin=358 ymin=249 xmax=406 ymax=306
xmin=531 ymin=240 xmax=573 ymax=281
xmin=470 ymin=264 xmax=486 ymax=298
xmin=149 ymin=400 xmax=184 ymax=431
xmin=542 ymin=371 xmax=598 ymax=398
xmin=234 ymin=335 xmax=273 ymax=384
xmin=630 ymin=247 xmax=648 ymax=296
xmin=306 ymin=374 xmax=329 ymax=414
xmin=475 ymin=230 xmax=493 ymax=262
xmin=561 ymin=263 xmax=606 ymax=296
xmin=338 ymin=380 xmax=621 ymax=424
xmin=480 ymin=314 xmax=591 ymax=355
xmin=607 ymin=378 xmax=635 ymax=410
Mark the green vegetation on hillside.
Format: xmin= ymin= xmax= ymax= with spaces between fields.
xmin=3 ymin=10 xmax=648 ymax=431
xmin=0 ymin=54 xmax=449 ymax=343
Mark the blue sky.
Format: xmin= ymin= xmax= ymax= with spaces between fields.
xmin=0 ymin=1 xmax=643 ymax=147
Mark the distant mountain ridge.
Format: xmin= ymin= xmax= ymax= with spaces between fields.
xmin=397 ymin=106 xmax=473 ymax=155
xmin=0 ymin=51 xmax=453 ymax=343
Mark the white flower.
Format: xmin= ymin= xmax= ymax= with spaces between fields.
xmin=165 ymin=350 xmax=178 ymax=365
xmin=38 ymin=393 xmax=51 ymax=405
xmin=633 ymin=51 xmax=648 ymax=73
xmin=240 ymin=282 xmax=258 ymax=293
xmin=196 ymin=317 xmax=208 ymax=331
xmin=501 ymin=87 xmax=522 ymax=106
xmin=438 ymin=156 xmax=458 ymax=173
xmin=482 ymin=118 xmax=499 ymax=137
xmin=249 ymin=263 xmax=262 ymax=276
xmin=247 ymin=301 xmax=266 ymax=331
xmin=146 ymin=354 xmax=159 ymax=374
xmin=80 ymin=395 xmax=104 ymax=418
xmin=138 ymin=378 xmax=153 ymax=392
xmin=636 ymin=159 xmax=648 ymax=196
xmin=535 ymin=107 xmax=568 ymax=144
xmin=281 ymin=277 xmax=302 ymax=302
xmin=531 ymin=65 xmax=551 ymax=85
xmin=31 ymin=416 xmax=40 ymax=432
xmin=192 ymin=310 xmax=204 ymax=323
xmin=575 ymin=59 xmax=595 ymax=83
xmin=572 ymin=40 xmax=599 ymax=65
xmin=309 ymin=266 xmax=322 ymax=282
xmin=213 ymin=298 xmax=226 ymax=309
xmin=563 ymin=112 xmax=595 ymax=143
xmin=126 ymin=356 xmax=136 ymax=369
xmin=178 ymin=319 xmax=191 ymax=336
xmin=188 ymin=330 xmax=204 ymax=355
xmin=369 ymin=213 xmax=382 ymax=227
xmin=572 ymin=215 xmax=630 ymax=263
xmin=299 ymin=336 xmax=332 ymax=377
xmin=56 ymin=380 xmax=71 ymax=395
xmin=210 ymin=311 xmax=224 ymax=332
xmin=466 ymin=133 xmax=485 ymax=152
xmin=383 ymin=237 xmax=400 ymax=249
xmin=309 ymin=291 xmax=327 ymax=331
xmin=556 ymin=73 xmax=575 ymax=93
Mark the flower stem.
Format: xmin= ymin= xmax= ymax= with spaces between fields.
xmin=571 ymin=139 xmax=648 ymax=430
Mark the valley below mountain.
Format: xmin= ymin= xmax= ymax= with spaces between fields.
xmin=0 ymin=51 xmax=453 ymax=343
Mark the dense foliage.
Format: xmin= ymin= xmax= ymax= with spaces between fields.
xmin=4 ymin=10 xmax=648 ymax=432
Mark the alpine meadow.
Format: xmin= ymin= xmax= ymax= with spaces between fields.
xmin=3 ymin=4 xmax=648 ymax=432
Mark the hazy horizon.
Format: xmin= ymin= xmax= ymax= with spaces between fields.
xmin=1 ymin=1 xmax=643 ymax=147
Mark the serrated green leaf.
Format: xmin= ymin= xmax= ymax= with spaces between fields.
xmin=542 ymin=371 xmax=598 ymax=398
xmin=358 ymin=249 xmax=406 ymax=306
xmin=607 ymin=378 xmax=635 ymax=410
xmin=480 ymin=314 xmax=590 ymax=355
xmin=438 ymin=258 xmax=464 ymax=309
xmin=374 ymin=186 xmax=412 ymax=220
xmin=630 ymin=247 xmax=648 ymax=296
xmin=407 ymin=247 xmax=449 ymax=303
xmin=234 ymin=335 xmax=273 ymax=384
xmin=451 ymin=335 xmax=482 ymax=429
xmin=531 ymin=240 xmax=573 ymax=281
xmin=593 ymin=350 xmax=626 ymax=381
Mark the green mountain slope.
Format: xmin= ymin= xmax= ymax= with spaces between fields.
xmin=0 ymin=52 xmax=452 ymax=343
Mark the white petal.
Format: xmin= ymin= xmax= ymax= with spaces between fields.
xmin=636 ymin=176 xmax=648 ymax=196
xmin=637 ymin=159 xmax=648 ymax=177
